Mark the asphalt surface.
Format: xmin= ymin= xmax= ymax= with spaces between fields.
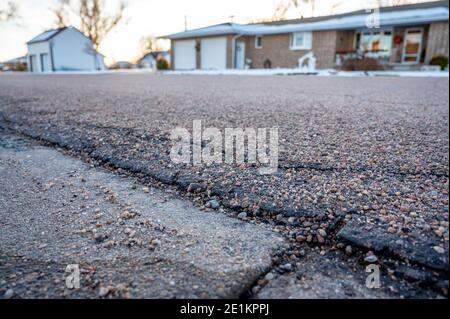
xmin=0 ymin=130 xmax=284 ymax=298
xmin=0 ymin=73 xmax=449 ymax=298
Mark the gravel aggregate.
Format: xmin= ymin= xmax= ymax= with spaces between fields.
xmin=0 ymin=73 xmax=448 ymax=297
xmin=0 ymin=131 xmax=283 ymax=298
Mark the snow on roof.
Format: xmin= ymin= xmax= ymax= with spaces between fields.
xmin=250 ymin=7 xmax=449 ymax=35
xmin=27 ymin=27 xmax=67 ymax=44
xmin=161 ymin=4 xmax=449 ymax=39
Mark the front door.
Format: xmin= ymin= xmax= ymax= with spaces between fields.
xmin=235 ymin=42 xmax=245 ymax=69
xmin=402 ymin=28 xmax=423 ymax=64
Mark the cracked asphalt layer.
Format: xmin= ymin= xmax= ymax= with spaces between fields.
xmin=0 ymin=73 xmax=448 ymax=298
xmin=0 ymin=130 xmax=284 ymax=298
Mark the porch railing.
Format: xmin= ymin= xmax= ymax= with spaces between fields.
xmin=335 ymin=50 xmax=391 ymax=65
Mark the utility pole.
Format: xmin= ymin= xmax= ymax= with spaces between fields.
xmin=184 ymin=15 xmax=188 ymax=31
xmin=229 ymin=15 xmax=235 ymax=23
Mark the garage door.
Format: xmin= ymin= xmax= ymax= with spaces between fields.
xmin=201 ymin=37 xmax=227 ymax=70
xmin=174 ymin=40 xmax=196 ymax=70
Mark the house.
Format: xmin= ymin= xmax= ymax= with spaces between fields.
xmin=138 ymin=51 xmax=171 ymax=69
xmin=26 ymin=26 xmax=106 ymax=73
xmin=161 ymin=0 xmax=449 ymax=70
xmin=0 ymin=56 xmax=27 ymax=71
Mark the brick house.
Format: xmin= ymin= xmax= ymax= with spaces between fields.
xmin=162 ymin=1 xmax=449 ymax=70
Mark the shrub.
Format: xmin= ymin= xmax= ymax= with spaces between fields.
xmin=10 ymin=62 xmax=27 ymax=72
xmin=429 ymin=55 xmax=449 ymax=71
xmin=342 ymin=57 xmax=382 ymax=71
xmin=156 ymin=58 xmax=169 ymax=70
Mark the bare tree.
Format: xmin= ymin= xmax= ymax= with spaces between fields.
xmin=330 ymin=1 xmax=344 ymax=14
xmin=53 ymin=0 xmax=70 ymax=28
xmin=376 ymin=0 xmax=421 ymax=7
xmin=259 ymin=0 xmax=316 ymax=22
xmin=290 ymin=0 xmax=318 ymax=18
xmin=136 ymin=34 xmax=165 ymax=63
xmin=52 ymin=0 xmax=126 ymax=50
xmin=140 ymin=35 xmax=163 ymax=55
xmin=78 ymin=0 xmax=125 ymax=50
xmin=272 ymin=1 xmax=290 ymax=21
xmin=0 ymin=1 xmax=18 ymax=22
xmin=253 ymin=0 xmax=419 ymax=23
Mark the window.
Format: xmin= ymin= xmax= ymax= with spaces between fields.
xmin=290 ymin=32 xmax=312 ymax=50
xmin=255 ymin=36 xmax=263 ymax=49
xmin=355 ymin=29 xmax=392 ymax=60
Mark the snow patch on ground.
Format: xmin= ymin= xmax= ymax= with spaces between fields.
xmin=0 ymin=69 xmax=155 ymax=75
xmin=2 ymin=69 xmax=448 ymax=77
xmin=163 ymin=69 xmax=449 ymax=78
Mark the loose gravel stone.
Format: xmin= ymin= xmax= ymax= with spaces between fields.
xmin=237 ymin=212 xmax=247 ymax=220
xmin=4 ymin=289 xmax=14 ymax=299
xmin=433 ymin=246 xmax=445 ymax=254
xmin=209 ymin=200 xmax=220 ymax=210
xmin=345 ymin=245 xmax=353 ymax=256
xmin=364 ymin=255 xmax=379 ymax=263
xmin=296 ymin=235 xmax=306 ymax=243
xmin=94 ymin=233 xmax=108 ymax=243
xmin=264 ymin=272 xmax=275 ymax=281
xmin=98 ymin=287 xmax=110 ymax=297
xmin=318 ymin=229 xmax=327 ymax=237
xmin=279 ymin=263 xmax=293 ymax=272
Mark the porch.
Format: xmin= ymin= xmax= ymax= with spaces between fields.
xmin=334 ymin=24 xmax=439 ymax=70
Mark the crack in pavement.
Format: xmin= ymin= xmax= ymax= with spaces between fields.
xmin=0 ymin=124 xmax=447 ymax=299
xmin=0 ymin=130 xmax=285 ymax=298
xmin=0 ymin=75 xmax=448 ymax=298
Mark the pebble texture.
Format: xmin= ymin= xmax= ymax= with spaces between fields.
xmin=0 ymin=133 xmax=284 ymax=298
xmin=0 ymin=74 xmax=448 ymax=297
xmin=256 ymin=251 xmax=389 ymax=299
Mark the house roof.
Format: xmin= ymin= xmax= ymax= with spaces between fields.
xmin=26 ymin=26 xmax=106 ymax=57
xmin=140 ymin=51 xmax=170 ymax=60
xmin=262 ymin=0 xmax=449 ymax=26
xmin=3 ymin=55 xmax=27 ymax=64
xmin=161 ymin=0 xmax=449 ymax=39
xmin=26 ymin=27 xmax=68 ymax=44
xmin=1 ymin=56 xmax=27 ymax=64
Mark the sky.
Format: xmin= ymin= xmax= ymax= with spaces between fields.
xmin=0 ymin=0 xmax=434 ymax=64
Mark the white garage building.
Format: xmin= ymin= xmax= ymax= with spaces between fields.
xmin=170 ymin=36 xmax=230 ymax=70
xmin=27 ymin=26 xmax=106 ymax=73
xmin=162 ymin=24 xmax=236 ymax=70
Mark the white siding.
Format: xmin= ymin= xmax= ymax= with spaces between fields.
xmin=52 ymin=28 xmax=104 ymax=71
xmin=27 ymin=42 xmax=50 ymax=73
xmin=96 ymin=53 xmax=106 ymax=70
xmin=26 ymin=27 xmax=106 ymax=73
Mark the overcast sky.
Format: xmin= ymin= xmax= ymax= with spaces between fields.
xmin=0 ymin=0 xmax=434 ymax=64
